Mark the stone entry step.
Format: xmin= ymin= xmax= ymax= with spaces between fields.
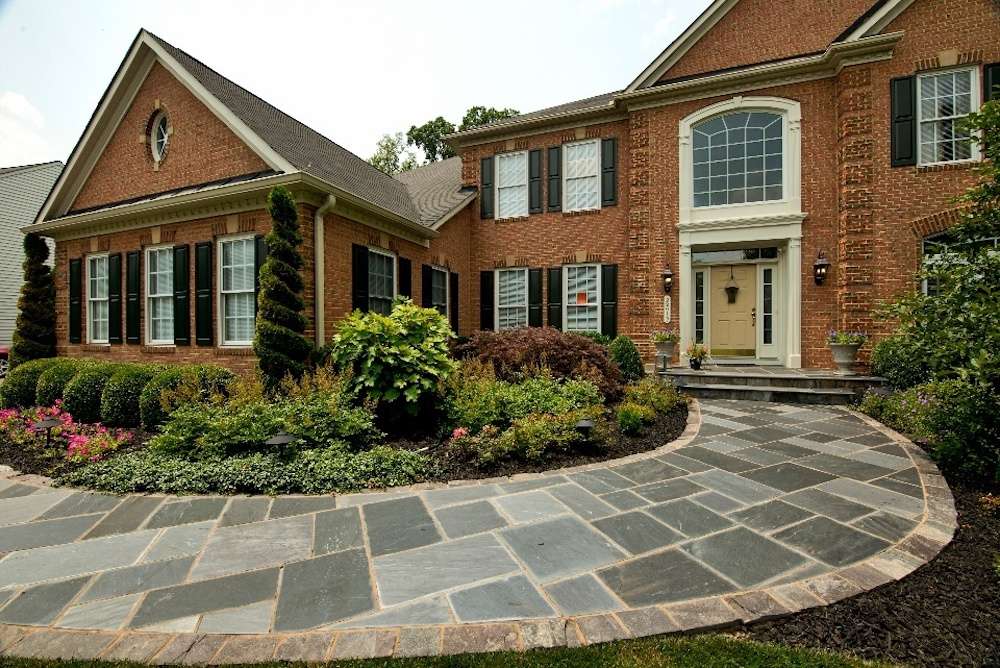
xmin=661 ymin=368 xmax=884 ymax=405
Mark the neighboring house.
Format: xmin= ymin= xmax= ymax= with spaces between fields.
xmin=22 ymin=0 xmax=1000 ymax=372
xmin=0 ymin=161 xmax=62 ymax=349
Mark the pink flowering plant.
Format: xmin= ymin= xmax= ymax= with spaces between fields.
xmin=0 ymin=401 xmax=132 ymax=463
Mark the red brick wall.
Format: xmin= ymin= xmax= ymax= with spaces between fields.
xmin=70 ymin=62 xmax=269 ymax=212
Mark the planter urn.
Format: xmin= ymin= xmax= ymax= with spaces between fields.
xmin=689 ymin=358 xmax=703 ymax=371
xmin=654 ymin=341 xmax=675 ymax=370
xmin=829 ymin=343 xmax=862 ymax=376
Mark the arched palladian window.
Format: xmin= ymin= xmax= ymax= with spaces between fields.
xmin=692 ymin=111 xmax=783 ymax=208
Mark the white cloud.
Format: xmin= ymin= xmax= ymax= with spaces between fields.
xmin=0 ymin=91 xmax=55 ymax=167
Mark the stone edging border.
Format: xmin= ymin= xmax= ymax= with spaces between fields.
xmin=0 ymin=402 xmax=958 ymax=664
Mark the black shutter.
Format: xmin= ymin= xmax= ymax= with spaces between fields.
xmin=528 ymin=149 xmax=543 ymax=214
xmin=172 ymin=244 xmax=190 ymax=346
xmin=421 ymin=264 xmax=434 ymax=308
xmin=125 ymin=251 xmax=140 ymax=344
xmin=351 ymin=244 xmax=369 ymax=312
xmin=68 ymin=259 xmax=82 ymax=344
xmin=600 ymin=264 xmax=618 ymax=339
xmin=986 ymin=63 xmax=1000 ymax=101
xmin=890 ymin=76 xmax=917 ymax=167
xmin=547 ymin=147 xmax=562 ymax=212
xmin=547 ymin=267 xmax=562 ymax=330
xmin=107 ymin=253 xmax=122 ymax=344
xmin=194 ymin=242 xmax=213 ymax=346
xmin=449 ymin=271 xmax=459 ymax=335
xmin=254 ymin=234 xmax=267 ymax=319
xmin=480 ymin=156 xmax=494 ymax=219
xmin=601 ymin=138 xmax=618 ymax=206
xmin=397 ymin=257 xmax=411 ymax=299
xmin=479 ymin=271 xmax=494 ymax=330
xmin=528 ymin=268 xmax=543 ymax=327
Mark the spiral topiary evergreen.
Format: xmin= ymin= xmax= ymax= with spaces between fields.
xmin=10 ymin=234 xmax=56 ymax=367
xmin=253 ymin=186 xmax=312 ymax=390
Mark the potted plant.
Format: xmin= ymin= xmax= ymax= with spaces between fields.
xmin=827 ymin=330 xmax=867 ymax=375
xmin=686 ymin=343 xmax=710 ymax=370
xmin=650 ymin=330 xmax=679 ymax=361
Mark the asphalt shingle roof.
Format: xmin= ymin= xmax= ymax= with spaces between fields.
xmin=393 ymin=157 xmax=474 ymax=228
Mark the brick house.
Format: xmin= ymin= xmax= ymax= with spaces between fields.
xmin=25 ymin=0 xmax=1000 ymax=372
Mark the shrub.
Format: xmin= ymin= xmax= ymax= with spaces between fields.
xmin=36 ymin=359 xmax=89 ymax=407
xmin=618 ymin=402 xmax=655 ymax=435
xmin=9 ymin=233 xmax=55 ymax=367
xmin=0 ymin=357 xmax=61 ymax=409
xmin=253 ymin=186 xmax=312 ymax=389
xmin=452 ymin=328 xmax=623 ymax=400
xmin=62 ymin=363 xmax=121 ymax=423
xmin=100 ymin=365 xmax=164 ymax=428
xmin=139 ymin=364 xmax=235 ymax=429
xmin=624 ymin=378 xmax=684 ymax=415
xmin=870 ymin=336 xmax=929 ymax=390
xmin=578 ymin=331 xmax=612 ymax=347
xmin=330 ymin=299 xmax=455 ymax=414
xmin=609 ymin=335 xmax=644 ymax=382
xmin=1 ymin=403 xmax=133 ymax=464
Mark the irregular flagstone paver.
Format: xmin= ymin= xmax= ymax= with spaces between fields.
xmin=0 ymin=399 xmax=959 ymax=663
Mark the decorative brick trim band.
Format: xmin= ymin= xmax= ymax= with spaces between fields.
xmin=909 ymin=206 xmax=969 ymax=239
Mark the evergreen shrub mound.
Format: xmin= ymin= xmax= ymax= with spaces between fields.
xmin=0 ymin=358 xmax=61 ymax=409
xmin=100 ymin=364 xmax=164 ymax=428
xmin=62 ymin=363 xmax=121 ymax=423
xmin=9 ymin=234 xmax=55 ymax=367
xmin=618 ymin=402 xmax=655 ymax=435
xmin=609 ymin=335 xmax=645 ymax=382
xmin=139 ymin=364 xmax=235 ymax=429
xmin=35 ymin=359 xmax=89 ymax=407
xmin=452 ymin=328 xmax=624 ymax=400
xmin=870 ymin=336 xmax=929 ymax=390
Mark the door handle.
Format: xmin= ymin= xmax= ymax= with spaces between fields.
xmin=751 ymin=307 xmax=757 ymax=327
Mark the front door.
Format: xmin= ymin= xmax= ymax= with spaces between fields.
xmin=710 ymin=265 xmax=756 ymax=357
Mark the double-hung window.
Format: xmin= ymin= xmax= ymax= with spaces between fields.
xmin=917 ymin=68 xmax=979 ymax=165
xmin=219 ymin=236 xmax=255 ymax=346
xmin=563 ymin=140 xmax=601 ymax=212
xmin=496 ymin=268 xmax=528 ymax=329
xmin=87 ymin=254 xmax=109 ymax=344
xmin=368 ymin=249 xmax=396 ymax=315
xmin=146 ymin=247 xmax=174 ymax=344
xmin=495 ymin=151 xmax=528 ymax=219
xmin=563 ymin=264 xmax=600 ymax=332
xmin=430 ymin=266 xmax=449 ymax=317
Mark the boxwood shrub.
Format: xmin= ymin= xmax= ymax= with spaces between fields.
xmin=100 ymin=364 xmax=164 ymax=428
xmin=62 ymin=363 xmax=121 ymax=423
xmin=139 ymin=364 xmax=235 ymax=429
xmin=609 ymin=335 xmax=644 ymax=383
xmin=35 ymin=359 xmax=89 ymax=407
xmin=0 ymin=357 xmax=61 ymax=408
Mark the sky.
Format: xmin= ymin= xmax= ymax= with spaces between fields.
xmin=0 ymin=0 xmax=710 ymax=169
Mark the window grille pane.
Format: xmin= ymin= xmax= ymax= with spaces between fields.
xmin=496 ymin=152 xmax=528 ymax=218
xmin=496 ymin=269 xmax=527 ymax=329
xmin=693 ymin=112 xmax=783 ymax=207
xmin=431 ymin=269 xmax=448 ymax=316
xmin=564 ymin=265 xmax=599 ymax=332
xmin=918 ymin=69 xmax=975 ymax=165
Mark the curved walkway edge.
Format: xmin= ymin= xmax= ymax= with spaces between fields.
xmin=0 ymin=399 xmax=957 ymax=664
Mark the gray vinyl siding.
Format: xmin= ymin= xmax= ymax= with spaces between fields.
xmin=0 ymin=162 xmax=62 ymax=347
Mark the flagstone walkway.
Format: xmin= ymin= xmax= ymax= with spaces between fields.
xmin=0 ymin=399 xmax=956 ymax=664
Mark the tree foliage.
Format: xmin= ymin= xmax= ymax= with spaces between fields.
xmin=368 ymin=132 xmax=418 ymax=176
xmin=10 ymin=233 xmax=55 ymax=367
xmin=253 ymin=186 xmax=312 ymax=389
xmin=404 ymin=107 xmax=520 ymax=163
xmin=459 ymin=106 xmax=520 ymax=131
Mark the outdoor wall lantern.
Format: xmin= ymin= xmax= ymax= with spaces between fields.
xmin=724 ymin=266 xmax=740 ymax=304
xmin=661 ymin=267 xmax=674 ymax=293
xmin=813 ymin=252 xmax=831 ymax=285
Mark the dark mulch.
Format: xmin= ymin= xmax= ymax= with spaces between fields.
xmin=0 ymin=431 xmax=148 ymax=480
xmin=747 ymin=475 xmax=1000 ymax=668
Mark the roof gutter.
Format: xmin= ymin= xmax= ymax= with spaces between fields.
xmin=445 ymin=99 xmax=620 ymax=146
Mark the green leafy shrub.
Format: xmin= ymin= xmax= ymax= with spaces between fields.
xmin=617 ymin=402 xmax=655 ymax=435
xmin=100 ymin=365 xmax=164 ymax=428
xmin=870 ymin=336 xmax=930 ymax=390
xmin=624 ymin=378 xmax=684 ymax=414
xmin=9 ymin=233 xmax=55 ymax=367
xmin=139 ymin=364 xmax=235 ymax=429
xmin=609 ymin=335 xmax=644 ymax=382
xmin=0 ymin=358 xmax=61 ymax=408
xmin=35 ymin=359 xmax=89 ymax=407
xmin=452 ymin=327 xmax=623 ymax=399
xmin=330 ymin=299 xmax=455 ymax=413
xmin=578 ymin=331 xmax=612 ymax=347
xmin=446 ymin=362 xmax=602 ymax=434
xmin=62 ymin=363 xmax=121 ymax=423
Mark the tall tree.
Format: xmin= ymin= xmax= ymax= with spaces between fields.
xmin=253 ymin=186 xmax=312 ymax=389
xmin=369 ymin=133 xmax=418 ymax=176
xmin=10 ymin=233 xmax=55 ymax=367
xmin=406 ymin=116 xmax=456 ymax=162
xmin=459 ymin=106 xmax=520 ymax=131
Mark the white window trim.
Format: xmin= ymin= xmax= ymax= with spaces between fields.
xmin=562 ymin=139 xmax=602 ymax=214
xmin=678 ymin=96 xmax=803 ymax=230
xmin=916 ymin=66 xmax=981 ymax=167
xmin=86 ymin=253 xmax=110 ymax=345
xmin=561 ymin=263 xmax=602 ymax=333
xmin=144 ymin=244 xmax=174 ymax=346
xmin=150 ymin=111 xmax=170 ymax=162
xmin=494 ymin=267 xmax=529 ymax=330
xmin=367 ymin=246 xmax=397 ymax=313
xmin=494 ymin=150 xmax=529 ymax=220
xmin=430 ymin=265 xmax=450 ymax=317
xmin=217 ymin=233 xmax=256 ymax=348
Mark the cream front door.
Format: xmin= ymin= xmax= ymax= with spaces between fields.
xmin=710 ymin=265 xmax=756 ymax=357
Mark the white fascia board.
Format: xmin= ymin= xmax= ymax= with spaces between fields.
xmin=841 ymin=0 xmax=916 ymax=42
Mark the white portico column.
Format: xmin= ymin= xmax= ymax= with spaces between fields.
xmin=678 ymin=242 xmax=693 ymax=363
xmin=786 ymin=236 xmax=802 ymax=368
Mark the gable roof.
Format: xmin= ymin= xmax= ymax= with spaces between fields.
xmin=0 ymin=161 xmax=63 ymax=180
xmin=394 ymin=157 xmax=475 ymax=229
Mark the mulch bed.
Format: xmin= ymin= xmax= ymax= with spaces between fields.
xmin=0 ymin=429 xmax=148 ymax=481
xmin=746 ymin=472 xmax=1000 ymax=668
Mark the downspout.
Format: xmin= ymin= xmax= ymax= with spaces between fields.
xmin=314 ymin=195 xmax=336 ymax=346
